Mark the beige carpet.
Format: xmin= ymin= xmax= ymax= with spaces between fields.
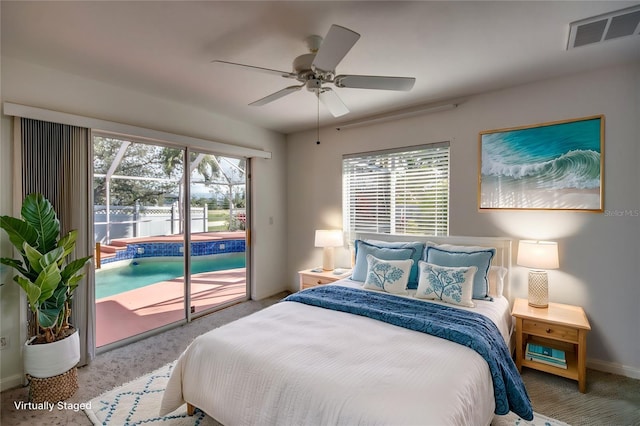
xmin=2 ymin=292 xmax=639 ymax=426
xmin=522 ymin=367 xmax=640 ymax=425
xmin=84 ymin=361 xmax=568 ymax=426
xmin=0 ymin=294 xmax=281 ymax=426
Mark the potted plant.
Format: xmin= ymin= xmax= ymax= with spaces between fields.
xmin=0 ymin=193 xmax=92 ymax=402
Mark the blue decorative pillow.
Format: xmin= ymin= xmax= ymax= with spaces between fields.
xmin=363 ymin=255 xmax=413 ymax=295
xmin=362 ymin=240 xmax=425 ymax=289
xmin=352 ymin=240 xmax=415 ymax=282
xmin=415 ymin=261 xmax=476 ymax=307
xmin=424 ymin=245 xmax=495 ymax=300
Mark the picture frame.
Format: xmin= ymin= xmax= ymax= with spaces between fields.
xmin=478 ymin=115 xmax=604 ymax=211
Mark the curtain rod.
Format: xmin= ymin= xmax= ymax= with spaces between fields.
xmin=336 ymin=103 xmax=458 ymax=131
xmin=3 ymin=102 xmax=272 ymax=159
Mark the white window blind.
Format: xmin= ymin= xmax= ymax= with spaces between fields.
xmin=343 ymin=142 xmax=449 ymax=240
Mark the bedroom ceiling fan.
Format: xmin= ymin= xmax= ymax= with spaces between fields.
xmin=212 ymin=24 xmax=416 ymax=118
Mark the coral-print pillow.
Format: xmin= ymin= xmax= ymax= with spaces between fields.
xmin=363 ymin=254 xmax=413 ymax=295
xmin=415 ymin=261 xmax=477 ymax=307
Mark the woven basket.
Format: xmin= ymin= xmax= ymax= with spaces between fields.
xmin=27 ymin=367 xmax=78 ymax=403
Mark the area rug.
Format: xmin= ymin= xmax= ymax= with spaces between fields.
xmin=492 ymin=412 xmax=570 ymax=426
xmin=85 ymin=362 xmax=569 ymax=426
xmin=85 ymin=362 xmax=217 ymax=425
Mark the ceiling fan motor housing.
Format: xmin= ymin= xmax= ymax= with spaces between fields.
xmin=305 ymin=35 xmax=323 ymax=53
xmin=306 ymin=79 xmax=322 ymax=91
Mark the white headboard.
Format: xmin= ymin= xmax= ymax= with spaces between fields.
xmin=355 ymin=233 xmax=514 ymax=302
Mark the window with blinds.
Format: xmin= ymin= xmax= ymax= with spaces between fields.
xmin=342 ymin=142 xmax=449 ymax=240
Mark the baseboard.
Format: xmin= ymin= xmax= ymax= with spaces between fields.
xmin=588 ymin=358 xmax=640 ymax=380
xmin=0 ymin=373 xmax=25 ymax=392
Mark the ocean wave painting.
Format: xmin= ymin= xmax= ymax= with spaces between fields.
xmin=479 ymin=116 xmax=603 ymax=210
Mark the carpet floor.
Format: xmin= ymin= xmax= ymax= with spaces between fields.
xmin=2 ymin=292 xmax=639 ymax=426
xmin=84 ymin=361 xmax=568 ymax=426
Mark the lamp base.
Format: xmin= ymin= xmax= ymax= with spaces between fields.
xmin=322 ymin=247 xmax=335 ymax=271
xmin=528 ymin=270 xmax=549 ymax=308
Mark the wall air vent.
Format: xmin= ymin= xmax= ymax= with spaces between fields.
xmin=568 ymin=5 xmax=640 ymax=49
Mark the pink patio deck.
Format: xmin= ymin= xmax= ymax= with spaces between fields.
xmin=95 ymin=231 xmax=247 ymax=347
xmin=96 ymin=268 xmax=246 ymax=347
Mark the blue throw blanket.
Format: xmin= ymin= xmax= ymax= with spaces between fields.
xmin=285 ymin=285 xmax=533 ymax=420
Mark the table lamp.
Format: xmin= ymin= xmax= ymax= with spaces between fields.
xmin=315 ymin=230 xmax=343 ymax=271
xmin=517 ymin=240 xmax=559 ymax=308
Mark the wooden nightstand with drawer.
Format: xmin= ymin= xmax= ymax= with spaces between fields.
xmin=512 ymin=298 xmax=591 ymax=392
xmin=298 ymin=268 xmax=352 ymax=290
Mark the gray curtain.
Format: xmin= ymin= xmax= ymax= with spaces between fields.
xmin=19 ymin=117 xmax=95 ymax=366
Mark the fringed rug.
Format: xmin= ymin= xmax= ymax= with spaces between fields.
xmin=85 ymin=362 xmax=569 ymax=426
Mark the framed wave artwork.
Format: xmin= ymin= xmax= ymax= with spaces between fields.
xmin=478 ymin=115 xmax=604 ymax=211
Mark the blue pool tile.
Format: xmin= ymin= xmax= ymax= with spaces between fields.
xmin=100 ymin=238 xmax=245 ymax=265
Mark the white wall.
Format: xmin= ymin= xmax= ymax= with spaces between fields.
xmin=0 ymin=57 xmax=288 ymax=390
xmin=0 ymin=113 xmax=22 ymax=391
xmin=287 ymin=63 xmax=640 ymax=377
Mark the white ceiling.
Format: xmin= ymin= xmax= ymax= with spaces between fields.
xmin=2 ymin=1 xmax=639 ymax=134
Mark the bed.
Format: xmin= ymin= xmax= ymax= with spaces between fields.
xmin=160 ymin=234 xmax=533 ymax=425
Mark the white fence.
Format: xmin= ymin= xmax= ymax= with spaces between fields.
xmin=94 ymin=204 xmax=208 ymax=243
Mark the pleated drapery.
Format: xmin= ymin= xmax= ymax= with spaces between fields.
xmin=18 ymin=117 xmax=95 ymax=366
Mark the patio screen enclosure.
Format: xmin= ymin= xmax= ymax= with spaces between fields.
xmin=93 ymin=134 xmax=249 ymax=348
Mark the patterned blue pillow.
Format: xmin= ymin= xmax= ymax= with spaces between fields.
xmin=363 ymin=254 xmax=413 ymax=295
xmin=415 ymin=261 xmax=477 ymax=307
xmin=352 ymin=240 xmax=415 ymax=282
xmin=362 ymin=240 xmax=425 ymax=289
xmin=424 ymin=245 xmax=495 ymax=300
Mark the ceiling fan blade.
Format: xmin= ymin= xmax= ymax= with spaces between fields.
xmin=212 ymin=60 xmax=297 ymax=79
xmin=312 ymin=25 xmax=360 ymax=72
xmin=318 ymin=88 xmax=350 ymax=117
xmin=249 ymin=85 xmax=303 ymax=106
xmin=334 ymin=75 xmax=416 ymax=91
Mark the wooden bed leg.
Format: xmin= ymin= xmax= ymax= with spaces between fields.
xmin=187 ymin=403 xmax=195 ymax=416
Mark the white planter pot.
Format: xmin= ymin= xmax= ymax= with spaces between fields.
xmin=23 ymin=330 xmax=80 ymax=378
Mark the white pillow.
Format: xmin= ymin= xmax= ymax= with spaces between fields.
xmin=363 ymin=254 xmax=413 ymax=295
xmin=415 ymin=261 xmax=477 ymax=307
xmin=488 ymin=265 xmax=508 ymax=297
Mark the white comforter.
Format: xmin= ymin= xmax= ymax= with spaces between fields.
xmin=160 ymin=281 xmax=512 ymax=425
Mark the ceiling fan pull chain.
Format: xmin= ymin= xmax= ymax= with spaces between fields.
xmin=316 ymin=90 xmax=321 ymax=145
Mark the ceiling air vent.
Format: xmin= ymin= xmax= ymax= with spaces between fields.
xmin=568 ymin=5 xmax=640 ymax=49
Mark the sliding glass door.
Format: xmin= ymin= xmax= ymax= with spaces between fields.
xmin=93 ymin=136 xmax=248 ymax=348
xmin=187 ymin=152 xmax=247 ymax=316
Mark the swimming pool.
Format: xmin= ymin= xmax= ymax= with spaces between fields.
xmin=95 ymin=253 xmax=246 ymax=299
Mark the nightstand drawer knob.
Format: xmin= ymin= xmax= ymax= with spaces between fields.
xmin=317 ymin=280 xmax=322 ymax=284
xmin=546 ymin=328 xmax=551 ymax=333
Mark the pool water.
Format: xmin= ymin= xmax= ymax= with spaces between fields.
xmin=95 ymin=253 xmax=246 ymax=299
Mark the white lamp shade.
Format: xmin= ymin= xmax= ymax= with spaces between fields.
xmin=517 ymin=240 xmax=559 ymax=270
xmin=314 ymin=230 xmax=343 ymax=247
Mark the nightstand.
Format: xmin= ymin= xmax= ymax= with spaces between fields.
xmin=512 ymin=298 xmax=591 ymax=392
xmin=298 ymin=268 xmax=352 ymax=290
